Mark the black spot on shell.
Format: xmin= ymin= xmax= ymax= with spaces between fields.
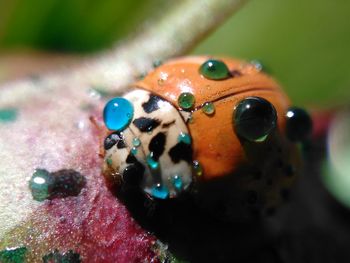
xmin=133 ymin=117 xmax=160 ymax=132
xmin=123 ymin=162 xmax=145 ymax=186
xmin=142 ymin=95 xmax=162 ymax=113
xmin=149 ymin=132 xmax=166 ymax=161
xmin=104 ymin=132 xmax=126 ymax=150
xmin=126 ymin=153 xmax=138 ymax=164
xmin=168 ymin=142 xmax=193 ymax=164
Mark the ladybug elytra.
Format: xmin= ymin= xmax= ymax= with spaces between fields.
xmin=101 ymin=56 xmax=312 ymax=216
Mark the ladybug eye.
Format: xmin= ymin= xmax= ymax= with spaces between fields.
xmin=234 ymin=97 xmax=277 ymax=142
xmin=199 ymin=59 xmax=230 ymax=80
xmin=103 ymin=97 xmax=134 ymax=131
xmin=285 ymin=107 xmax=312 ymax=142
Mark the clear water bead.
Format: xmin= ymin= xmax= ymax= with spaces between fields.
xmin=103 ymin=97 xmax=134 ymax=131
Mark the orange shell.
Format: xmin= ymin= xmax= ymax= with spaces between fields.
xmin=135 ymin=56 xmax=291 ymax=180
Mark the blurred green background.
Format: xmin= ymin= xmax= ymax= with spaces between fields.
xmin=0 ymin=0 xmax=349 ymax=107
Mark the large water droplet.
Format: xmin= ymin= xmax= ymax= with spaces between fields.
xmin=234 ymin=97 xmax=277 ymax=142
xmin=199 ymin=59 xmax=230 ymax=80
xmin=103 ymin=97 xmax=134 ymax=131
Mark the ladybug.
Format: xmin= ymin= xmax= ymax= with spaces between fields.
xmin=101 ymin=56 xmax=312 ymax=217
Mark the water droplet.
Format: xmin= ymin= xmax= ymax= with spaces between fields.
xmin=178 ymin=132 xmax=191 ymax=144
xmin=193 ymin=160 xmax=203 ymax=177
xmin=146 ymin=153 xmax=159 ymax=169
xmin=178 ymin=92 xmax=195 ymax=110
xmin=285 ymin=107 xmax=312 ymax=142
xmin=151 ymin=184 xmax=169 ymax=199
xmin=158 ymin=78 xmax=165 ymax=85
xmin=0 ymin=108 xmax=18 ymax=123
xmin=199 ymin=59 xmax=230 ymax=80
xmin=250 ymin=60 xmax=263 ymax=72
xmin=234 ymin=97 xmax=277 ymax=142
xmin=106 ymin=158 xmax=113 ymax=166
xmin=131 ymin=147 xmax=138 ymax=155
xmin=103 ymin=97 xmax=134 ymax=131
xmin=0 ymin=247 xmax=27 ymax=263
xmin=172 ymin=175 xmax=183 ymax=190
xmin=132 ymin=137 xmax=141 ymax=147
xmin=29 ymin=169 xmax=54 ymax=201
xmin=202 ymin=102 xmax=215 ymax=115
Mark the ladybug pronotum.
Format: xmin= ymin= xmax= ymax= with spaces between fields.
xmin=102 ymin=56 xmax=312 ymax=217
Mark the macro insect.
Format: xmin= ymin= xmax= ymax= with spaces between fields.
xmin=101 ymin=56 xmax=312 ymax=216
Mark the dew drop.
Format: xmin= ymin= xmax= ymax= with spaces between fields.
xmin=178 ymin=92 xmax=195 ymax=110
xmin=131 ymin=147 xmax=138 ymax=155
xmin=132 ymin=137 xmax=141 ymax=147
xmin=202 ymin=102 xmax=215 ymax=115
xmin=199 ymin=59 xmax=230 ymax=80
xmin=146 ymin=153 xmax=159 ymax=169
xmin=29 ymin=169 xmax=54 ymax=201
xmin=106 ymin=158 xmax=113 ymax=166
xmin=151 ymin=184 xmax=169 ymax=199
xmin=103 ymin=97 xmax=134 ymax=131
xmin=172 ymin=175 xmax=183 ymax=190
xmin=178 ymin=132 xmax=191 ymax=144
